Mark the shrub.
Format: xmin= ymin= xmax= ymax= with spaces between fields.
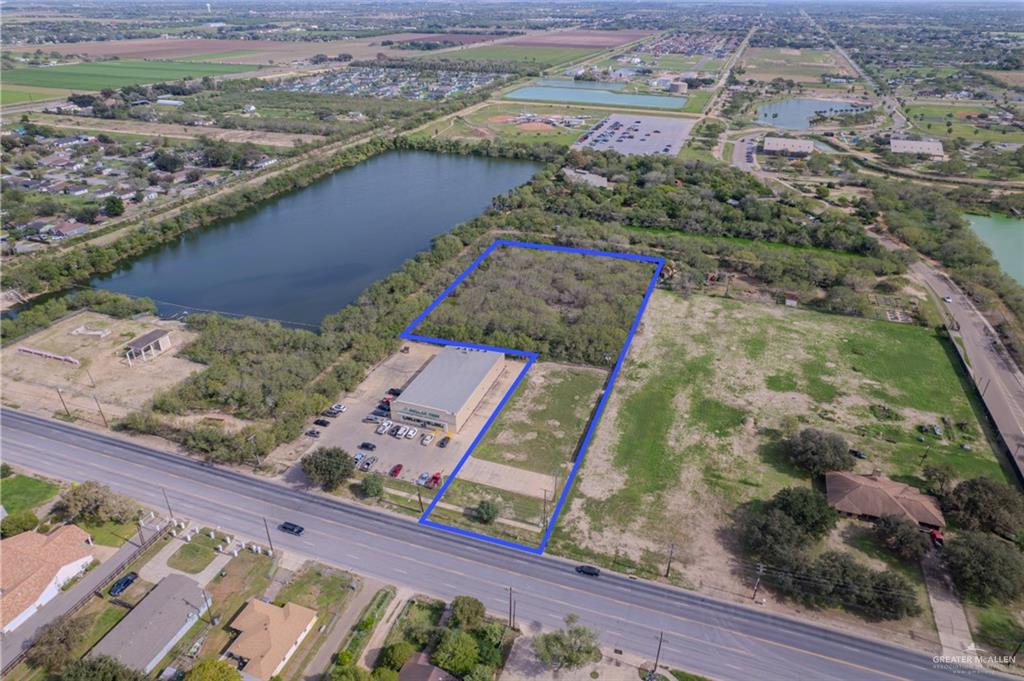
xmin=302 ymin=448 xmax=355 ymax=491
xmin=451 ymin=595 xmax=486 ymax=629
xmin=476 ymin=499 xmax=499 ymax=524
xmin=875 ymin=516 xmax=930 ymax=562
xmin=945 ymin=532 xmax=1024 ymax=603
xmin=432 ymin=629 xmax=479 ymax=677
xmin=378 ymin=641 xmax=414 ymax=671
xmin=361 ymin=473 xmax=385 ymax=499
xmin=1 ymin=510 xmax=39 ymax=538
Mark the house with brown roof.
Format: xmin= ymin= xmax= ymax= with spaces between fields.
xmin=225 ymin=600 xmax=317 ymax=681
xmin=825 ymin=471 xmax=945 ymax=528
xmin=0 ymin=525 xmax=93 ymax=633
xmin=399 ymin=652 xmax=457 ymax=681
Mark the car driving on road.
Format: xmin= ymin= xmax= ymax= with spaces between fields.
xmin=279 ymin=521 xmax=305 ymax=536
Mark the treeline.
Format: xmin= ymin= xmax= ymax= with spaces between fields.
xmin=415 ymin=247 xmax=656 ymax=366
xmin=0 ymin=290 xmax=155 ymax=345
xmin=496 ymin=151 xmax=885 ymax=256
xmin=867 ymin=179 xmax=1024 ymax=363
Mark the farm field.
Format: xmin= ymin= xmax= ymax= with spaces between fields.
xmin=3 ymin=35 xmax=439 ymax=63
xmin=423 ymin=44 xmax=600 ymax=67
xmin=904 ymin=102 xmax=1024 ymax=143
xmin=1 ymin=60 xmax=258 ymax=91
xmin=0 ymin=84 xmax=73 ymax=106
xmin=505 ymin=29 xmax=653 ymax=48
xmin=740 ymin=47 xmax=857 ymax=82
xmin=551 ymin=291 xmax=1007 ymax=623
xmin=983 ymin=70 xmax=1024 ymax=87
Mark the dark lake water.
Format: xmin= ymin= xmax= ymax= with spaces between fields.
xmin=88 ymin=151 xmax=540 ymax=326
xmin=755 ymin=98 xmax=865 ymax=130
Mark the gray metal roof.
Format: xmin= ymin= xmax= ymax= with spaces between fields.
xmin=90 ymin=574 xmax=207 ymax=672
xmin=127 ymin=329 xmax=169 ymax=352
xmin=395 ymin=346 xmax=504 ymax=416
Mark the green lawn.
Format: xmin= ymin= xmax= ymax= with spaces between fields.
xmin=439 ymin=478 xmax=547 ymax=528
xmin=166 ymin=533 xmax=221 ymax=574
xmin=472 ymin=364 xmax=605 ymax=476
xmin=423 ymin=45 xmax=600 ymax=67
xmin=275 ymin=565 xmax=353 ymax=617
xmin=1 ymin=60 xmax=257 ymax=91
xmin=0 ymin=474 xmax=58 ymax=513
xmin=1 ymin=84 xmax=72 ymax=106
xmin=971 ymin=602 xmax=1024 ymax=655
xmin=682 ymin=90 xmax=712 ymax=114
xmin=905 ymin=102 xmax=1024 ymax=143
xmin=79 ymin=520 xmax=141 ymax=547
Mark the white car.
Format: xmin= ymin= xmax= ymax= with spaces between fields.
xmin=405 ymin=427 xmax=418 ymax=439
xmin=375 ymin=424 xmax=387 ymax=435
xmin=943 ymin=296 xmax=953 ymax=304
xmin=396 ymin=425 xmax=408 ymax=438
xmin=331 ymin=403 xmax=346 ymax=412
xmin=381 ymin=420 xmax=393 ymax=430
xmin=421 ymin=434 xmax=434 ymax=446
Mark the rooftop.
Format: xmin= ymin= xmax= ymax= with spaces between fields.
xmin=0 ymin=525 xmax=93 ymax=630
xmin=763 ymin=137 xmax=815 ymax=154
xmin=227 ymin=599 xmax=317 ymax=681
xmin=889 ymin=138 xmax=944 ymax=156
xmin=127 ymin=329 xmax=169 ymax=352
xmin=396 ymin=346 xmax=504 ymax=415
xmin=825 ymin=472 xmax=945 ymax=527
xmin=90 ymin=574 xmax=207 ymax=672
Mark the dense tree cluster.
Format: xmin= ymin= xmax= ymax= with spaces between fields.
xmin=56 ymin=481 xmax=139 ymax=524
xmin=945 ymin=532 xmax=1024 ymax=603
xmin=942 ymin=477 xmax=1024 ymax=542
xmin=737 ymin=487 xmax=920 ymax=620
xmin=416 ymin=246 xmax=655 ymax=366
xmin=785 ymin=428 xmax=854 ymax=476
xmin=302 ymin=447 xmax=355 ymax=491
xmin=532 ymin=614 xmax=602 ymax=671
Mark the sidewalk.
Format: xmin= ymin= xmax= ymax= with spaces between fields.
xmin=302 ymin=576 xmax=385 ymax=681
xmin=921 ymin=551 xmax=977 ymax=662
xmin=1 ymin=520 xmax=166 ymax=670
xmin=138 ymin=533 xmax=232 ymax=587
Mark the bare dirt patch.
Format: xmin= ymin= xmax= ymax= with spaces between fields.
xmin=518 ymin=122 xmax=554 ymax=131
xmin=1 ymin=311 xmax=202 ymax=425
xmin=487 ymin=115 xmax=517 ymax=123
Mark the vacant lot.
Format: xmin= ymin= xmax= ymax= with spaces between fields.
xmin=1 ymin=60 xmax=257 ymax=91
xmin=0 ymin=84 xmax=73 ymax=106
xmin=0 ymin=473 xmax=59 ymax=514
xmin=552 ymin=291 xmax=1005 ymax=639
xmin=415 ymin=101 xmax=610 ymax=145
xmin=1 ymin=311 xmax=201 ymax=425
xmin=740 ymin=47 xmax=857 ymax=82
xmin=423 ymin=45 xmax=600 ymax=66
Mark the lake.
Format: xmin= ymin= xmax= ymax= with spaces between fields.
xmin=89 ymin=151 xmax=540 ymax=326
xmin=505 ymin=83 xmax=687 ymax=110
xmin=755 ymin=98 xmax=865 ymax=130
xmin=965 ymin=213 xmax=1024 ymax=285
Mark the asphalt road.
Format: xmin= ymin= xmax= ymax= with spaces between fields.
xmin=1 ymin=409 xmax=1005 ymax=681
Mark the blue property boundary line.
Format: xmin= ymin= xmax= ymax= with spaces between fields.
xmin=401 ymin=239 xmax=664 ymax=555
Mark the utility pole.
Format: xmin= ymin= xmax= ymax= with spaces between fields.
xmin=416 ymin=487 xmax=424 ymax=513
xmin=263 ymin=516 xmax=275 ymax=555
xmin=665 ymin=543 xmax=676 ymax=578
xmin=752 ymin=563 xmax=766 ymax=601
xmin=647 ymin=631 xmax=664 ymax=681
xmin=92 ymin=394 xmax=108 ymax=428
xmin=56 ymin=387 xmax=71 ymax=418
xmin=85 ymin=367 xmax=97 ymax=388
xmin=542 ymin=488 xmax=548 ymax=531
xmin=161 ymin=487 xmax=175 ymax=521
xmin=508 ymin=586 xmax=513 ymax=627
xmin=1009 ymin=638 xmax=1023 ymax=664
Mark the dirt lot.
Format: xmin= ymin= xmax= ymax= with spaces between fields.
xmin=31 ymin=113 xmax=321 ymax=147
xmin=507 ymin=30 xmax=653 ymax=48
xmin=1 ymin=311 xmax=201 ymax=425
xmin=27 ymin=35 xmax=434 ymax=63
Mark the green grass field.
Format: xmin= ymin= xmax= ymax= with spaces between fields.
xmin=166 ymin=532 xmax=221 ymax=573
xmin=682 ymin=89 xmax=712 ymax=113
xmin=423 ymin=45 xmax=600 ymax=67
xmin=741 ymin=47 xmax=856 ymax=83
xmin=0 ymin=474 xmax=58 ymax=513
xmin=473 ymin=364 xmax=606 ymax=476
xmin=80 ymin=520 xmax=142 ymax=547
xmin=0 ymin=84 xmax=73 ymax=106
xmin=905 ymin=102 xmax=1024 ymax=143
xmin=275 ymin=564 xmax=353 ymax=616
xmin=1 ymin=60 xmax=257 ymax=91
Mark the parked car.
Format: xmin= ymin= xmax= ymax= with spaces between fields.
xmin=358 ymin=442 xmax=377 ymax=451
xmin=360 ymin=456 xmax=377 ymax=472
xmin=405 ymin=427 xmax=418 ymax=439
xmin=279 ymin=522 xmax=305 ymax=536
xmin=426 ymin=472 xmax=442 ymax=489
xmin=943 ymin=296 xmax=953 ymax=304
xmin=375 ymin=424 xmax=388 ymax=435
xmin=416 ymin=472 xmax=431 ymax=486
xmin=387 ymin=388 xmax=403 ymax=397
xmin=305 ymin=429 xmax=321 ymax=439
xmin=331 ymin=403 xmax=347 ymax=413
xmin=849 ymin=448 xmax=868 ymax=460
xmin=364 ymin=416 xmax=382 ymax=424
xmin=575 ymin=565 xmax=601 ymax=577
xmin=313 ymin=419 xmax=330 ymax=428
xmin=372 ymin=408 xmax=389 ymax=417
xmin=354 ymin=452 xmax=365 ymax=464
xmin=396 ymin=426 xmax=408 ymax=438
xmin=322 ymin=410 xmax=340 ymax=418
xmin=438 ymin=436 xmax=450 ymax=448
xmin=421 ymin=434 xmax=434 ymax=446
xmin=382 ymin=420 xmax=393 ymax=430
xmin=109 ymin=572 xmax=138 ymax=596
xmin=389 ymin=464 xmax=403 ymax=478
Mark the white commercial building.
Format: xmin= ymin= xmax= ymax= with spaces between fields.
xmin=889 ymin=138 xmax=944 ymax=159
xmin=391 ymin=346 xmax=505 ymax=433
xmin=763 ymin=137 xmax=815 ymax=156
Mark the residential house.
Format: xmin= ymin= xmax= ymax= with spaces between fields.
xmin=399 ymin=652 xmax=457 ymax=681
xmin=0 ymin=525 xmax=94 ymax=633
xmin=225 ymin=600 xmax=317 ymax=680
xmin=825 ymin=471 xmax=945 ymax=528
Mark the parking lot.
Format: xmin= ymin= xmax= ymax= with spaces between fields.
xmin=308 ymin=342 xmax=526 ymax=487
xmin=572 ymin=113 xmax=695 ymax=156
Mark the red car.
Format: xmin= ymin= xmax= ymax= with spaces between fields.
xmin=426 ymin=472 xmax=442 ymax=489
xmin=389 ymin=464 xmax=403 ymax=478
